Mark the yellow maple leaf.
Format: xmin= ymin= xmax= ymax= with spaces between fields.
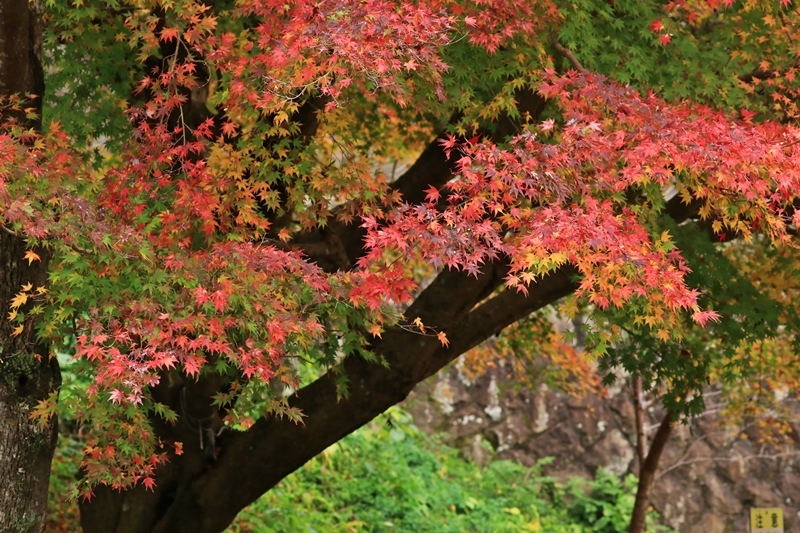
xmin=11 ymin=324 xmax=24 ymax=337
xmin=10 ymin=292 xmax=28 ymax=310
xmin=21 ymin=282 xmax=32 ymax=292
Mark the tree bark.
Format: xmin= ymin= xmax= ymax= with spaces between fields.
xmin=628 ymin=410 xmax=674 ymax=533
xmin=0 ymin=0 xmax=43 ymax=106
xmin=0 ymin=1 xmax=60 ymax=531
xmin=632 ymin=376 xmax=646 ymax=470
xmin=0 ymin=231 xmax=59 ymax=531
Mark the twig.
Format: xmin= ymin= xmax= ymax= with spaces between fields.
xmin=655 ymin=417 xmax=793 ymax=480
xmin=550 ymin=31 xmax=588 ymax=74
xmin=657 ymin=449 xmax=800 ymax=480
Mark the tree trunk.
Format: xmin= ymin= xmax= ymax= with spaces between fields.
xmin=632 ymin=376 xmax=646 ymax=470
xmin=0 ymin=234 xmax=60 ymax=531
xmin=0 ymin=231 xmax=60 ymax=533
xmin=628 ymin=410 xmax=674 ymax=533
xmin=78 ymin=265 xmax=578 ymax=532
xmin=0 ymin=1 xmax=60 ymax=531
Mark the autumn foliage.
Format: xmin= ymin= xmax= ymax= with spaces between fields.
xmin=4 ymin=0 xmax=800 ymax=530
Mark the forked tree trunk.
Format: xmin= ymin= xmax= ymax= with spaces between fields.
xmin=0 ymin=1 xmax=61 ymax=531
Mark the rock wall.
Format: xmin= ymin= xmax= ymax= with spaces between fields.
xmin=404 ymin=363 xmax=800 ymax=532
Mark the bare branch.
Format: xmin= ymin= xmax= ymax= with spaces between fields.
xmin=550 ymin=32 xmax=588 ymax=73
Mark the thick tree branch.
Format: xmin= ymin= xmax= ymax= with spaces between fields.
xmin=81 ymin=131 xmax=728 ymax=532
xmin=295 ymin=131 xmax=460 ymax=270
xmin=298 ymin=90 xmax=547 ymax=271
xmin=147 ymin=263 xmax=576 ymax=532
xmin=420 ymin=265 xmax=579 ymax=382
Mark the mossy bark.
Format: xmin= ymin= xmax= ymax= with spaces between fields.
xmin=0 ymin=1 xmax=59 ymax=531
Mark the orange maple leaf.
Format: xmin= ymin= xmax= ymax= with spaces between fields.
xmin=23 ymin=250 xmax=40 ymax=264
xmin=437 ymin=331 xmax=450 ymax=348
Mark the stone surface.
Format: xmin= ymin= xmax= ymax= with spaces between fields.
xmin=687 ymin=512 xmax=726 ymax=533
xmin=586 ymin=428 xmax=634 ymax=476
xmin=404 ymin=363 xmax=800 ymax=532
xmin=743 ymin=478 xmax=783 ymax=508
xmin=779 ymin=470 xmax=800 ymax=504
xmin=703 ymin=474 xmax=742 ymax=515
xmin=653 ymin=475 xmax=701 ymax=531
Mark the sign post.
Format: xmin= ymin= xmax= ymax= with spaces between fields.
xmin=750 ymin=508 xmax=784 ymax=533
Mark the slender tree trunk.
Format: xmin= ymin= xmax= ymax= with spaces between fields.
xmin=632 ymin=376 xmax=646 ymax=469
xmin=628 ymin=409 xmax=674 ymax=533
xmin=0 ymin=1 xmax=60 ymax=531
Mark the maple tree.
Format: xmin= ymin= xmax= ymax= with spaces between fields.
xmin=5 ymin=0 xmax=800 ymax=531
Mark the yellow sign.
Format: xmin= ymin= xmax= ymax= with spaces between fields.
xmin=750 ymin=508 xmax=783 ymax=533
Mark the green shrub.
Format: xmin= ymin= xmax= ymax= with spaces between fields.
xmin=226 ymin=408 xmax=666 ymax=532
